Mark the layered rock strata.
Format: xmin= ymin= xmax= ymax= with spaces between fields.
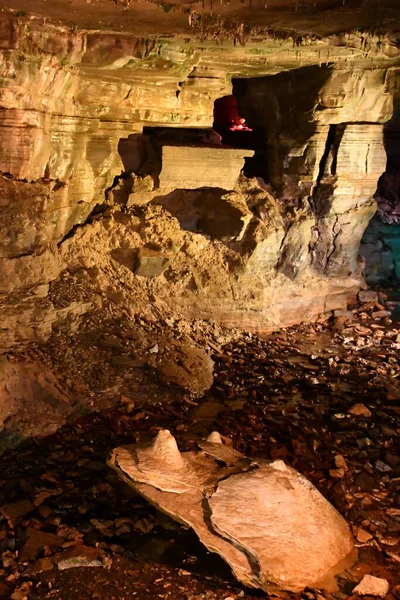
xmin=0 ymin=12 xmax=399 ymax=441
xmin=360 ymin=109 xmax=400 ymax=283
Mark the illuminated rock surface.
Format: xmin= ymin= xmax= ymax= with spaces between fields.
xmin=108 ymin=429 xmax=355 ymax=593
xmin=0 ymin=0 xmax=399 ymax=443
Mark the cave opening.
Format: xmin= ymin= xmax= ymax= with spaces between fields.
xmin=213 ymin=92 xmax=265 ymax=180
xmin=213 ymin=94 xmax=253 ymax=142
xmin=223 ymin=66 xmax=334 ymax=187
xmin=360 ymin=108 xmax=400 ymax=287
xmin=119 ymin=67 xmax=333 ymax=196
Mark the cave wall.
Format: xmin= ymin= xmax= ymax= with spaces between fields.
xmin=0 ymin=12 xmax=399 ymax=444
xmin=0 ymin=16 xmax=400 ymax=354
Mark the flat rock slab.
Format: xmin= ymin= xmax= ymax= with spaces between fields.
xmin=209 ymin=462 xmax=354 ymax=591
xmin=108 ymin=430 xmax=355 ymax=593
xmin=159 ymin=146 xmax=254 ymax=191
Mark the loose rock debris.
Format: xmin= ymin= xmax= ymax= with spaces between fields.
xmin=353 ymin=574 xmax=390 ymax=597
xmin=0 ymin=297 xmax=399 ymax=599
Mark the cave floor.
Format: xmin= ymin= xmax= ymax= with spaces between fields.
xmin=0 ymin=300 xmax=400 ymax=600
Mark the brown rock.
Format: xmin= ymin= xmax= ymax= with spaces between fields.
xmin=19 ymin=528 xmax=64 ymax=562
xmin=108 ymin=430 xmax=355 ymax=593
xmin=30 ymin=557 xmax=55 ymax=574
xmin=372 ymin=311 xmax=391 ymax=319
xmin=10 ymin=582 xmax=32 ymax=600
xmin=348 ymin=404 xmax=372 ymax=417
xmin=334 ymin=455 xmax=348 ymax=471
xmin=358 ymin=290 xmax=379 ymax=303
xmin=0 ymin=499 xmax=35 ymax=526
xmin=356 ymin=528 xmax=373 ymax=543
xmin=159 ymin=146 xmax=254 ymax=191
xmin=0 ymin=360 xmax=72 ymax=452
xmin=154 ymin=341 xmax=214 ymax=398
xmin=353 ymin=575 xmax=390 ymax=597
xmin=54 ymin=542 xmax=104 ymax=570
xmin=134 ymin=249 xmax=171 ymax=278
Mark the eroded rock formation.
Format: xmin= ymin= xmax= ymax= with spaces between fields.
xmin=0 ymin=4 xmax=399 ymax=443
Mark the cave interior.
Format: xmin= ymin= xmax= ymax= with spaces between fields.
xmin=0 ymin=3 xmax=399 ymax=599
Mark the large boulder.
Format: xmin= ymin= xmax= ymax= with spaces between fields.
xmin=108 ymin=429 xmax=355 ymax=593
xmin=0 ymin=360 xmax=72 ymax=451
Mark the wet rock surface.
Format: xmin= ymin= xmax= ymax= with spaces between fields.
xmin=0 ymin=299 xmax=399 ymax=599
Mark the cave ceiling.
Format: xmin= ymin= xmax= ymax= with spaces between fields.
xmin=2 ymin=0 xmax=400 ymax=39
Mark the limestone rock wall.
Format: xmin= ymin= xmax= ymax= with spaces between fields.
xmin=359 ymin=108 xmax=400 ymax=283
xmin=0 ymin=20 xmax=399 ymax=329
xmin=235 ymin=67 xmax=398 ymax=286
xmin=0 ymin=14 xmax=400 ymax=442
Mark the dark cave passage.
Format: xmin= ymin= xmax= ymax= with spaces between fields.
xmin=360 ymin=108 xmax=400 ymax=286
xmin=230 ymin=66 xmax=333 ymax=187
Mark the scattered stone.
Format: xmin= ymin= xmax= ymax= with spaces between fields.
xmin=384 ymin=453 xmax=400 ymax=467
xmin=19 ymin=528 xmax=64 ymax=562
xmin=355 ymin=472 xmax=379 ymax=493
xmin=55 ymin=543 xmax=104 ymax=570
xmin=353 ymin=574 xmax=390 ymax=597
xmin=0 ymin=315 xmax=398 ymax=599
xmin=10 ymin=582 xmax=32 ymax=600
xmin=375 ymin=460 xmax=391 ymax=473
xmin=2 ymin=550 xmax=17 ymax=569
xmin=372 ymin=310 xmax=391 ymax=319
xmin=154 ymin=341 xmax=214 ymax=398
xmin=329 ymin=454 xmax=349 ymax=479
xmin=385 ymin=548 xmax=400 ymax=563
xmin=334 ymin=310 xmax=353 ymax=321
xmin=358 ymin=290 xmax=378 ymax=303
xmin=329 ymin=467 xmax=346 ymax=479
xmin=30 ymin=557 xmax=54 ymax=574
xmin=90 ymin=519 xmax=114 ymax=537
xmin=348 ymin=404 xmax=372 ymax=417
xmin=134 ymin=249 xmax=171 ymax=278
xmin=133 ymin=517 xmax=154 ymax=534
xmin=33 ymin=490 xmax=58 ymax=507
xmin=0 ymin=500 xmax=35 ymax=526
xmin=356 ymin=528 xmax=373 ymax=543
